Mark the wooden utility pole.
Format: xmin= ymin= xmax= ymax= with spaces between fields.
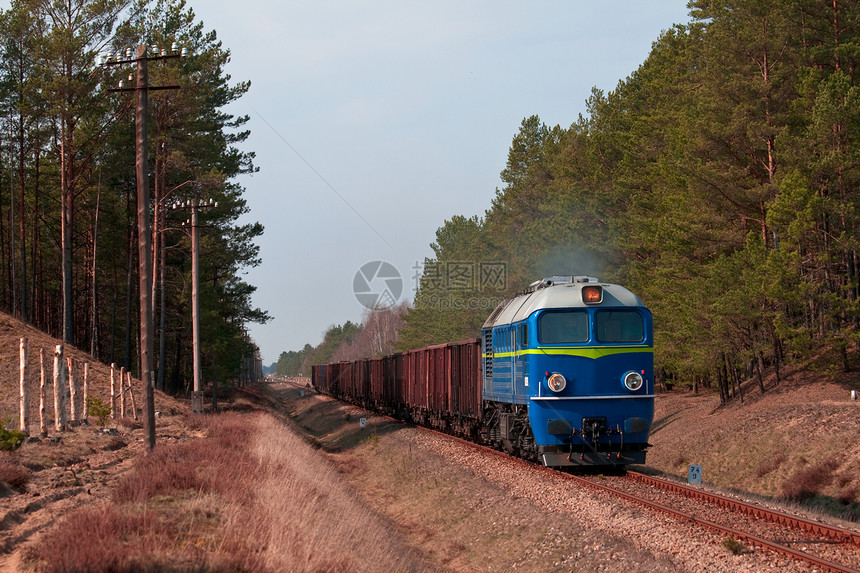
xmin=134 ymin=44 xmax=156 ymax=450
xmin=191 ymin=198 xmax=203 ymax=409
xmin=102 ymin=42 xmax=185 ymax=448
xmin=173 ymin=196 xmax=216 ymax=414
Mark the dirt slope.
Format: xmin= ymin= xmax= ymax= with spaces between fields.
xmin=648 ymin=366 xmax=860 ymax=521
xmin=0 ymin=312 xmax=185 ymax=420
xmin=0 ymin=312 xmax=192 ymax=571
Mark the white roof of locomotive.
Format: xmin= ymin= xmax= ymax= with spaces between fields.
xmin=482 ymin=276 xmax=646 ymax=329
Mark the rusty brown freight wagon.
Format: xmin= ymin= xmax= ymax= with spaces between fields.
xmin=312 ymin=339 xmax=482 ymax=439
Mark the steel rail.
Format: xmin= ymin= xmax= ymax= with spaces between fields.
xmin=627 ymin=471 xmax=860 ymax=547
xmin=562 ymin=473 xmax=859 ymax=573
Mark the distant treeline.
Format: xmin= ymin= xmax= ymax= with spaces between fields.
xmin=275 ymin=304 xmax=406 ymax=377
xmin=0 ymin=0 xmax=268 ymax=393
xmin=286 ymin=1 xmax=860 ymax=398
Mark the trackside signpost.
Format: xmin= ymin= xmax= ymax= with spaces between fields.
xmin=688 ymin=464 xmax=703 ymax=486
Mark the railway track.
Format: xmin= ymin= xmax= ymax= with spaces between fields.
xmin=564 ymin=470 xmax=860 ymax=573
xmin=424 ymin=425 xmax=860 ymax=570
xmin=290 ymin=381 xmax=860 ymax=571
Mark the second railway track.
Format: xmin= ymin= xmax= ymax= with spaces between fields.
xmin=567 ymin=470 xmax=860 ymax=573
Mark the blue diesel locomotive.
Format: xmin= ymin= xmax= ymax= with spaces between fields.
xmin=312 ymin=275 xmax=654 ymax=468
xmin=480 ymin=276 xmax=654 ymax=466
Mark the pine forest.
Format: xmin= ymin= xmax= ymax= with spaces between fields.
xmin=289 ymin=1 xmax=860 ymax=405
xmin=0 ymin=0 xmax=268 ymax=393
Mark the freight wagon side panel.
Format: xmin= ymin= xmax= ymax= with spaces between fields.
xmin=458 ymin=339 xmax=482 ymax=418
xmin=428 ymin=346 xmax=448 ymax=414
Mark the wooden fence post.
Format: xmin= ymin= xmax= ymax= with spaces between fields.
xmin=39 ymin=348 xmax=47 ymax=437
xmin=110 ymin=363 xmax=116 ymax=420
xmin=19 ymin=338 xmax=29 ymax=435
xmin=67 ymin=357 xmax=77 ymax=423
xmin=83 ymin=363 xmax=89 ymax=423
xmin=53 ymin=345 xmax=66 ymax=432
xmin=127 ymin=371 xmax=138 ymax=421
xmin=119 ymin=366 xmax=126 ymax=419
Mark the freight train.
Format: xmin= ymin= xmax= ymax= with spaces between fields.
xmin=312 ymin=276 xmax=654 ymax=467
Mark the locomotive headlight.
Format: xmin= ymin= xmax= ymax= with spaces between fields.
xmin=622 ymin=371 xmax=644 ymax=392
xmin=547 ymin=373 xmax=567 ymax=393
xmin=582 ymin=285 xmax=603 ymax=304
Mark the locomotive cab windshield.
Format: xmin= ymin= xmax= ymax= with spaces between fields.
xmin=539 ymin=311 xmax=588 ymax=344
xmin=596 ymin=310 xmax=645 ymax=343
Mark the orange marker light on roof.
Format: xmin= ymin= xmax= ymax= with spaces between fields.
xmin=582 ymin=285 xmax=603 ymax=304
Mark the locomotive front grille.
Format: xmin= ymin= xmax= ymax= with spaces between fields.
xmin=482 ymin=330 xmax=493 ymax=380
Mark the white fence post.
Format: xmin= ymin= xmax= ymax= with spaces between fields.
xmin=19 ymin=338 xmax=29 ymax=435
xmin=53 ymin=345 xmax=66 ymax=432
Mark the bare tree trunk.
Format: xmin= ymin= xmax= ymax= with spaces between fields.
xmin=91 ymin=177 xmax=100 ymax=358
xmin=61 ymin=126 xmax=74 ymax=345
xmin=32 ymin=146 xmax=41 ymax=330
xmin=755 ymin=353 xmax=766 ymax=393
xmin=768 ymin=319 xmax=782 ymax=386
xmin=733 ymin=362 xmax=744 ymax=404
xmin=9 ymin=151 xmax=16 ymax=317
xmin=124 ymin=220 xmax=134 ymax=370
xmin=157 ymin=233 xmax=166 ymax=391
xmin=17 ymin=113 xmax=27 ymax=322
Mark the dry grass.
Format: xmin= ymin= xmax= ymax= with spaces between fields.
xmin=238 ymin=414 xmax=425 ymax=572
xmin=0 ymin=453 xmax=30 ymax=489
xmin=22 ymin=411 xmax=426 ymax=573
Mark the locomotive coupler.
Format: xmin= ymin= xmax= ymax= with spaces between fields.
xmin=568 ymin=419 xmax=625 ymax=462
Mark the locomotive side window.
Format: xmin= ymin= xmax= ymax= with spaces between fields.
xmin=519 ymin=324 xmax=528 ymax=347
xmin=595 ymin=310 xmax=644 ymax=343
xmin=538 ymin=311 xmax=588 ymax=343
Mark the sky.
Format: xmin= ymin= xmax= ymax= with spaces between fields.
xmin=87 ymin=1 xmax=688 ymax=365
